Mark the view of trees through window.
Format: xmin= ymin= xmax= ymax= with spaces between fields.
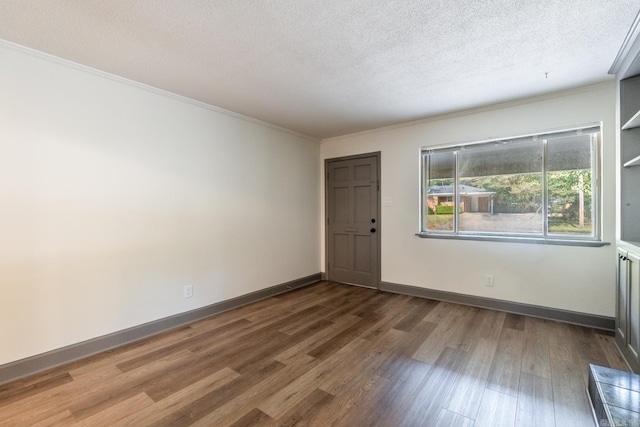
xmin=422 ymin=126 xmax=599 ymax=241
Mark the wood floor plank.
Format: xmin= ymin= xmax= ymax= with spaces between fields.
xmin=190 ymin=355 xmax=319 ymax=426
xmin=228 ymin=408 xmax=277 ymax=427
xmin=503 ymin=313 xmax=526 ymax=331
xmin=474 ymin=388 xmax=518 ymax=427
xmin=439 ymin=305 xmax=478 ymax=351
xmin=306 ymin=312 xmax=383 ymax=360
xmin=117 ymin=367 xmax=240 ymax=426
xmin=515 ymin=372 xmax=555 ymax=427
xmin=258 ymin=337 xmax=373 ymax=419
xmin=375 ymin=320 xmax=438 ymax=380
xmin=596 ymin=332 xmax=630 ymax=371
xmin=341 ymin=359 xmax=433 ymax=427
xmin=571 ymin=325 xmax=611 ymax=385
xmin=116 ymin=318 xmax=252 ymax=372
xmin=412 ymin=306 xmax=469 ymax=364
xmin=0 ymin=364 xmax=119 ymax=424
xmin=520 ymin=317 xmax=552 ymax=379
xmin=67 ymin=349 xmax=195 ymax=420
xmin=423 ymin=301 xmax=459 ymax=323
xmin=228 ymin=320 xmax=333 ymax=374
xmin=31 ymin=409 xmax=76 ymax=427
xmin=313 ymin=370 xmax=389 ymax=426
xmin=149 ymin=360 xmax=285 ymax=426
xmin=478 ymin=309 xmax=507 ymax=342
xmin=142 ymin=319 xmax=315 ymax=401
xmin=486 ymin=326 xmax=524 ymax=397
xmin=458 ymin=307 xmax=491 ymax=353
xmin=359 ymin=294 xmax=414 ymax=340
xmin=352 ymin=291 xmax=394 ymax=317
xmin=73 ymin=392 xmax=154 ymax=426
xmin=273 ymin=314 xmax=362 ymax=365
xmin=276 ymin=388 xmax=334 ymax=427
xmin=0 ymin=282 xmax=627 ymax=427
xmin=239 ymin=299 xmax=325 ymax=330
xmin=0 ymin=372 xmax=73 ymax=408
xmin=392 ymin=298 xmax=438 ymax=332
xmin=69 ymin=363 xmax=122 ymax=384
xmin=227 ymin=408 xmax=277 ymax=427
xmin=0 ymin=350 xmax=192 ymax=425
xmin=433 ymin=408 xmax=474 ymax=427
xmin=402 ymin=346 xmax=469 ymax=426
xmin=65 ymin=325 xmax=198 ymax=378
xmin=445 ymin=337 xmax=499 ymax=419
xmin=550 ymin=356 xmax=595 ymax=427
xmin=547 ymin=319 xmax=579 ymax=363
xmin=317 ymin=328 xmax=405 ymax=401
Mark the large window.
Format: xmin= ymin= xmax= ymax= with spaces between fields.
xmin=420 ymin=124 xmax=601 ymax=243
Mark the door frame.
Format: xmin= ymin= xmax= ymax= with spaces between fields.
xmin=324 ymin=151 xmax=381 ymax=289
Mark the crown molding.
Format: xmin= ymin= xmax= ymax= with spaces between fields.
xmin=0 ymin=39 xmax=320 ymax=144
xmin=609 ymin=10 xmax=640 ymax=77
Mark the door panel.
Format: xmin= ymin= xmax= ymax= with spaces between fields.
xmin=354 ymin=235 xmax=372 ymax=273
xmin=332 ymin=234 xmax=350 ymax=270
xmin=333 ymin=166 xmax=350 ymax=181
xmin=327 ymin=154 xmax=379 ymax=288
xmin=354 ymin=185 xmax=371 ymax=223
xmin=333 ymin=187 xmax=349 ymax=223
xmin=354 ymin=163 xmax=372 ymax=180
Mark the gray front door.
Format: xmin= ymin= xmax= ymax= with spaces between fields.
xmin=326 ymin=154 xmax=380 ymax=288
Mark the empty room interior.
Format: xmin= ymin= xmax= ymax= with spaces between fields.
xmin=3 ymin=1 xmax=640 ymax=426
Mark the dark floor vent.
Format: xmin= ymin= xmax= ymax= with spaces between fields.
xmin=588 ymin=364 xmax=640 ymax=426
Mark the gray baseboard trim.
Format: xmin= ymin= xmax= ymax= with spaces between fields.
xmin=379 ymin=281 xmax=615 ymax=332
xmin=0 ymin=273 xmax=321 ymax=386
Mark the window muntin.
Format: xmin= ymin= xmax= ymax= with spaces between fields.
xmin=420 ymin=125 xmax=600 ymax=242
xmin=425 ymin=152 xmax=455 ymax=232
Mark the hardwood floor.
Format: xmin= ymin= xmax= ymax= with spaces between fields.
xmin=0 ymin=281 xmax=628 ymax=426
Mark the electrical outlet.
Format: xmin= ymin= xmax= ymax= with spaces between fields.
xmin=184 ymin=285 xmax=193 ymax=298
xmin=484 ymin=275 xmax=494 ymax=287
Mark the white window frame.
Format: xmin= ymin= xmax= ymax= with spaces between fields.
xmin=418 ymin=123 xmax=605 ymax=246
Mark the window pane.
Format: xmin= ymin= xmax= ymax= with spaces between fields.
xmin=547 ymin=135 xmax=594 ymax=236
xmin=458 ymin=142 xmax=543 ymax=234
xmin=420 ymin=125 xmax=600 ymax=243
xmin=425 ymin=152 xmax=455 ymax=232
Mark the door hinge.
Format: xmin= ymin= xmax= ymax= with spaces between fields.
xmin=327 ymin=217 xmax=330 ymax=225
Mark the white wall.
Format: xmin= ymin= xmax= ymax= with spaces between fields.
xmin=321 ymin=82 xmax=617 ymax=317
xmin=0 ymin=42 xmax=320 ymax=365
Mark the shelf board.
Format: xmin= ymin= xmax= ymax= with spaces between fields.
xmin=624 ymin=154 xmax=640 ymax=167
xmin=623 ymin=109 xmax=640 ymax=130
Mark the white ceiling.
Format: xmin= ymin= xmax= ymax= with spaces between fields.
xmin=0 ymin=1 xmax=638 ymax=139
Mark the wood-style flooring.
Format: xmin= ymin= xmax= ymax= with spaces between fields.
xmin=0 ymin=281 xmax=628 ymax=426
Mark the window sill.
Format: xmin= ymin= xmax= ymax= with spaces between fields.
xmin=415 ymin=233 xmax=610 ymax=247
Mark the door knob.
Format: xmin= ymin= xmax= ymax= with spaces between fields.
xmin=370 ymin=228 xmax=376 ymax=233
xmin=371 ymin=218 xmax=376 ymax=223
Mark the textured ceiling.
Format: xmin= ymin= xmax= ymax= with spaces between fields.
xmin=0 ymin=1 xmax=638 ymax=139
